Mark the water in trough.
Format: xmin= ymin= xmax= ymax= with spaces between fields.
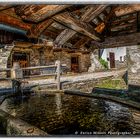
xmin=0 ymin=93 xmax=140 ymax=136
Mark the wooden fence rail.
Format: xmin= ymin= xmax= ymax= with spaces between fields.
xmin=0 ymin=60 xmax=66 ymax=90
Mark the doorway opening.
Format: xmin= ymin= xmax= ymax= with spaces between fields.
xmin=12 ymin=52 xmax=30 ymax=76
xmin=71 ymin=56 xmax=79 ymax=73
xmin=109 ymin=52 xmax=115 ymax=68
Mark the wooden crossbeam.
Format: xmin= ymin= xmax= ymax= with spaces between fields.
xmin=82 ymin=5 xmax=109 ymax=22
xmin=54 ymin=29 xmax=76 ymax=46
xmin=0 ymin=5 xmax=13 ymax=11
xmin=114 ymin=4 xmax=140 ymax=17
xmin=91 ymin=32 xmax=140 ymax=48
xmin=52 ymin=12 xmax=101 ymax=41
xmin=54 ymin=5 xmax=101 ymax=47
xmin=26 ymin=19 xmax=53 ymax=38
xmin=0 ymin=13 xmax=31 ymax=30
xmin=15 ymin=5 xmax=71 ymax=23
xmin=111 ymin=13 xmax=137 ymax=26
xmin=73 ymin=37 xmax=91 ymax=49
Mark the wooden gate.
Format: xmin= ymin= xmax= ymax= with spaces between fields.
xmin=109 ymin=52 xmax=115 ymax=68
xmin=71 ymin=56 xmax=79 ymax=73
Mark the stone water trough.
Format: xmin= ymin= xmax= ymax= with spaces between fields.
xmin=0 ymin=109 xmax=48 ymax=136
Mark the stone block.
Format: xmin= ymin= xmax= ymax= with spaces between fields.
xmin=127 ymin=45 xmax=140 ymax=88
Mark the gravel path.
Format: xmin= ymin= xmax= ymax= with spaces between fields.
xmin=28 ymin=69 xmax=126 ymax=86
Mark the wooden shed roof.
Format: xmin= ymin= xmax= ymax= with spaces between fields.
xmin=0 ymin=4 xmax=140 ymax=49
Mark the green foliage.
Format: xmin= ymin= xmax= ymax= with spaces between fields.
xmin=99 ymin=58 xmax=108 ymax=69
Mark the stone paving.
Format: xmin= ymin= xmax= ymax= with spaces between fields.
xmin=27 ymin=69 xmax=126 ymax=87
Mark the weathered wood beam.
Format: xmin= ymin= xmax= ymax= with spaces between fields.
xmin=73 ymin=36 xmax=91 ymax=48
xmin=95 ymin=6 xmax=116 ymax=34
xmin=52 ymin=12 xmax=101 ymax=41
xmin=26 ymin=19 xmax=53 ymax=38
xmin=0 ymin=5 xmax=13 ymax=11
xmin=91 ymin=32 xmax=140 ymax=48
xmin=82 ymin=5 xmax=109 ymax=22
xmin=54 ymin=29 xmax=76 ymax=46
xmin=15 ymin=5 xmax=71 ymax=23
xmin=54 ymin=5 xmax=108 ymax=48
xmin=0 ymin=13 xmax=31 ymax=30
xmin=111 ymin=23 xmax=136 ymax=31
xmin=54 ymin=5 xmax=102 ymax=47
xmin=114 ymin=5 xmax=140 ymax=17
xmin=111 ymin=15 xmax=136 ymax=27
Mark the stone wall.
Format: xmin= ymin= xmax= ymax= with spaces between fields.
xmin=29 ymin=48 xmax=91 ymax=73
xmin=115 ymin=60 xmax=127 ymax=69
xmin=88 ymin=50 xmax=104 ymax=72
xmin=127 ymin=45 xmax=140 ymax=86
xmin=2 ymin=44 xmax=91 ymax=77
xmin=0 ymin=45 xmax=14 ymax=78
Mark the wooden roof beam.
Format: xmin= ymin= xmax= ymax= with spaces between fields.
xmin=52 ymin=12 xmax=101 ymax=41
xmin=26 ymin=19 xmax=53 ymax=38
xmin=0 ymin=5 xmax=13 ymax=11
xmin=73 ymin=36 xmax=91 ymax=49
xmin=54 ymin=5 xmax=101 ymax=47
xmin=114 ymin=4 xmax=140 ymax=17
xmin=15 ymin=5 xmax=71 ymax=23
xmin=82 ymin=5 xmax=109 ymax=23
xmin=0 ymin=13 xmax=31 ymax=30
xmin=54 ymin=29 xmax=76 ymax=47
xmin=91 ymin=32 xmax=140 ymax=48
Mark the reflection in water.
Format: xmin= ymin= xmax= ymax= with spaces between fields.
xmin=0 ymin=93 xmax=140 ymax=135
xmin=55 ymin=94 xmax=62 ymax=116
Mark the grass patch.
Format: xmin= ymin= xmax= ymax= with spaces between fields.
xmin=96 ymin=78 xmax=127 ymax=89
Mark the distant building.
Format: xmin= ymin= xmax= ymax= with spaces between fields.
xmin=100 ymin=47 xmax=127 ymax=69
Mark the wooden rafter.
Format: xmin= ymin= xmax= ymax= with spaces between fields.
xmin=82 ymin=5 xmax=109 ymax=22
xmin=52 ymin=12 xmax=101 ymax=41
xmin=0 ymin=5 xmax=13 ymax=11
xmin=26 ymin=19 xmax=53 ymax=38
xmin=54 ymin=29 xmax=76 ymax=46
xmin=91 ymin=32 xmax=140 ymax=48
xmin=114 ymin=4 xmax=140 ymax=17
xmin=95 ymin=6 xmax=116 ymax=34
xmin=54 ymin=5 xmax=100 ymax=47
xmin=73 ymin=36 xmax=91 ymax=49
xmin=0 ymin=13 xmax=31 ymax=30
xmin=15 ymin=5 xmax=71 ymax=23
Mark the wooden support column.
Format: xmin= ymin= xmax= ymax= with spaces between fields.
xmin=11 ymin=62 xmax=23 ymax=94
xmin=55 ymin=60 xmax=61 ymax=90
xmin=11 ymin=62 xmax=23 ymax=79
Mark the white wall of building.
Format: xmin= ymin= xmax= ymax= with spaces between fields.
xmin=101 ymin=47 xmax=126 ymax=68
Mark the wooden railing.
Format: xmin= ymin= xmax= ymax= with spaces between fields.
xmin=0 ymin=60 xmax=67 ymax=90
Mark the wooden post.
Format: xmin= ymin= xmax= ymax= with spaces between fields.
xmin=11 ymin=62 xmax=23 ymax=79
xmin=11 ymin=62 xmax=23 ymax=94
xmin=55 ymin=60 xmax=61 ymax=90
